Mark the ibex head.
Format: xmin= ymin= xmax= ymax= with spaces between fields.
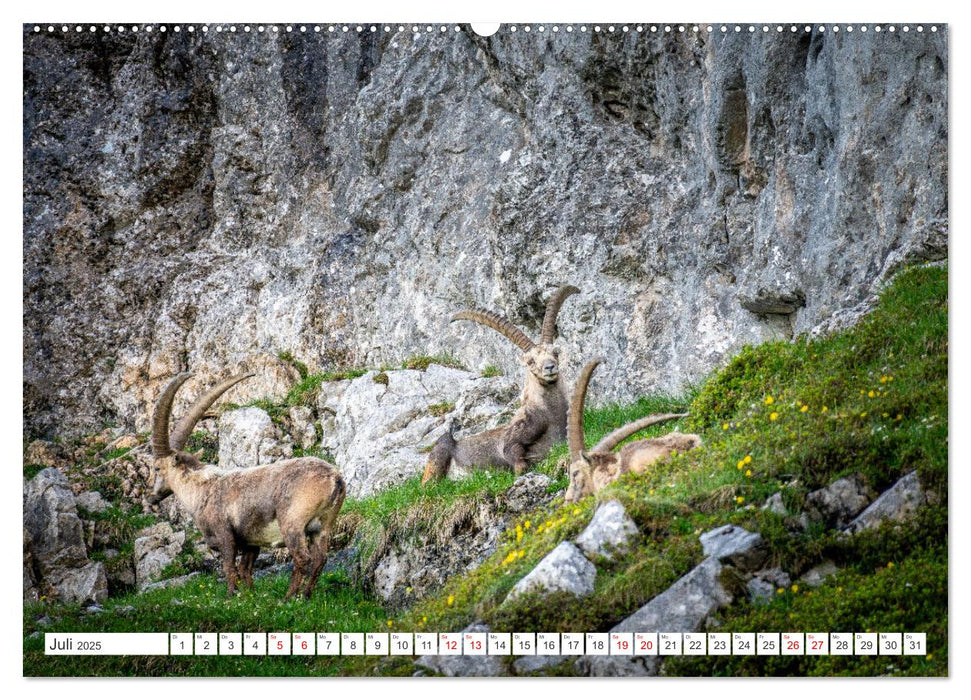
xmin=452 ymin=285 xmax=578 ymax=386
xmin=564 ymin=357 xmax=601 ymax=503
xmin=148 ymin=371 xmax=254 ymax=504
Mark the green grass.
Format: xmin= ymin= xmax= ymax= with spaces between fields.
xmin=23 ymin=265 xmax=947 ymax=677
xmin=401 ymin=353 xmax=466 ymax=371
xmin=481 ymin=365 xmax=502 ymax=378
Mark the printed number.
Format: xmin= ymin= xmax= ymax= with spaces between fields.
xmin=860 ymin=640 xmax=873 ymax=650
xmin=396 ymin=641 xmax=407 ymax=650
xmin=325 ymin=640 xmax=332 ymax=649
xmin=203 ymin=641 xmax=211 ymax=650
xmin=177 ymin=641 xmax=185 ymax=650
xmin=689 ymin=640 xmax=702 ymax=651
xmin=420 ymin=641 xmax=431 ymax=651
xmin=812 ymin=640 xmax=823 ymax=650
xmin=543 ymin=641 xmax=555 ymax=650
xmin=836 ymin=640 xmax=848 ymax=650
xmin=908 ymin=641 xmax=918 ymax=650
xmin=713 ymin=640 xmax=726 ymax=651
xmin=78 ymin=641 xmax=101 ymax=651
xmin=616 ymin=640 xmax=629 ymax=651
xmin=568 ymin=640 xmax=579 ymax=650
xmin=762 ymin=640 xmax=774 ymax=650
xmin=640 ymin=640 xmax=655 ymax=651
xmin=469 ymin=640 xmax=481 ymax=651
xmin=227 ymin=641 xmax=235 ymax=650
xmin=885 ymin=640 xmax=898 ymax=651
xmin=447 ymin=641 xmax=457 ymax=651
xmin=522 ymin=640 xmax=532 ymax=650
xmin=592 ymin=640 xmax=605 ymax=650
xmin=374 ymin=640 xmax=382 ymax=650
xmin=664 ymin=641 xmax=675 ymax=650
xmin=349 ymin=640 xmax=357 ymax=650
xmin=301 ymin=641 xmax=308 ymax=651
xmin=786 ymin=640 xmax=799 ymax=650
xmin=738 ymin=640 xmax=751 ymax=650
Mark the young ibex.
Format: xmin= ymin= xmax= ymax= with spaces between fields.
xmin=563 ymin=358 xmax=702 ymax=503
xmin=422 ymin=285 xmax=579 ymax=484
xmin=148 ymin=372 xmax=346 ymax=599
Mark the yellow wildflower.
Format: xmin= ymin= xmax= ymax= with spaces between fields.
xmin=770 ymin=412 xmax=779 ymax=421
xmin=791 ymin=584 xmax=799 ymax=593
xmin=896 ymin=414 xmax=902 ymax=421
xmin=447 ymin=595 xmax=454 ymax=606
xmin=745 ymin=469 xmax=752 ymax=477
xmin=882 ymin=413 xmax=889 ymax=418
xmin=524 ymin=520 xmax=531 ymax=529
xmin=860 ymin=412 xmax=868 ymax=418
xmin=880 ymin=376 xmax=887 ymax=383
xmin=736 ymin=496 xmax=745 ymax=504
xmin=868 ymin=390 xmax=875 ymax=398
xmin=776 ymin=587 xmax=785 ymax=595
xmin=649 ymin=489 xmax=655 ymax=495
xmin=387 ymin=620 xmax=393 ymax=628
xmin=722 ymin=423 xmax=729 ymax=431
xmin=744 ymin=455 xmax=752 ymax=464
xmin=822 ymin=406 xmax=828 ymax=413
xmin=765 ymin=396 xmax=775 ymax=405
xmin=800 ymin=405 xmax=809 ymax=413
xmin=887 ymin=561 xmax=895 ymax=569
xmin=737 ymin=460 xmax=745 ymax=470
xmin=517 ymin=550 xmax=525 ymax=559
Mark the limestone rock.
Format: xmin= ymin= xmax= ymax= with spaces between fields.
xmin=762 ymin=492 xmax=787 ymax=516
xmin=504 ymin=473 xmax=554 ymax=513
xmin=218 ymin=407 xmax=292 ymax=469
xmin=844 ymin=471 xmax=926 ymax=534
xmin=699 ymin=524 xmax=766 ymax=570
xmin=747 ymin=567 xmax=792 ymax=603
xmin=574 ymin=500 xmax=639 ymax=559
xmin=23 ymin=468 xmax=89 ymax=575
xmin=134 ymin=522 xmax=186 ymax=590
xmin=806 ymin=474 xmax=873 ymax=528
xmin=140 ymin=572 xmax=202 ymax=593
xmin=48 ymin=562 xmax=108 ymax=605
xmin=24 ymin=440 xmax=72 ymax=469
xmin=513 ymin=655 xmax=569 ymax=675
xmin=76 ymin=491 xmax=110 ymax=514
xmin=329 ymin=365 xmax=518 ymax=496
xmin=801 ymin=561 xmax=839 ymax=588
xmin=506 ymin=542 xmax=596 ymax=602
xmin=287 ymin=405 xmax=318 ymax=450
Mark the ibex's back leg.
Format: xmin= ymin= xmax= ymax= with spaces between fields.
xmin=283 ymin=528 xmax=310 ymax=600
xmin=238 ymin=545 xmax=260 ymax=589
xmin=303 ymin=511 xmax=340 ymax=599
xmin=215 ymin=530 xmax=239 ymax=596
xmin=422 ymin=432 xmax=456 ymax=484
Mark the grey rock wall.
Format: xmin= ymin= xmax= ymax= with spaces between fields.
xmin=23 ymin=25 xmax=947 ymax=437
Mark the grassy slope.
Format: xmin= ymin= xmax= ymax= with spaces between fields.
xmin=23 ymin=265 xmax=947 ymax=677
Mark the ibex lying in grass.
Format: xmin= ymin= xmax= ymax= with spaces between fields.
xmin=564 ymin=358 xmax=702 ymax=503
xmin=148 ymin=372 xmax=346 ymax=599
xmin=422 ymin=285 xmax=579 ymax=484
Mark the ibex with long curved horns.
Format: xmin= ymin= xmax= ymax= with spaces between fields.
xmin=422 ymin=285 xmax=579 ymax=484
xmin=564 ymin=358 xmax=702 ymax=503
xmin=148 ymin=372 xmax=346 ymax=599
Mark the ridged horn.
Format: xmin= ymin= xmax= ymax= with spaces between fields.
xmin=152 ymin=373 xmax=193 ymax=458
xmin=590 ymin=412 xmax=689 ymax=455
xmin=451 ymin=309 xmax=535 ymax=352
xmin=541 ymin=285 xmax=579 ymax=344
xmin=569 ymin=358 xmax=602 ymax=461
xmin=169 ymin=373 xmax=256 ymax=451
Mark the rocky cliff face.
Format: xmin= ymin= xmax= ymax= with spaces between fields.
xmin=23 ymin=25 xmax=947 ymax=437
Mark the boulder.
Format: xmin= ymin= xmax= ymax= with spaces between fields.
xmin=48 ymin=562 xmax=108 ymax=605
xmin=24 ymin=468 xmax=89 ymax=575
xmin=140 ymin=572 xmax=201 ymax=593
xmin=134 ymin=522 xmax=186 ymax=590
xmin=76 ymin=490 xmax=111 ymax=514
xmin=747 ymin=567 xmax=792 ymax=603
xmin=762 ymin=492 xmax=787 ymax=516
xmin=801 ymin=561 xmax=839 ymax=588
xmin=218 ymin=407 xmax=292 ymax=469
xmin=580 ymin=524 xmax=764 ymax=676
xmin=287 ymin=405 xmax=318 ymax=450
xmin=574 ymin=500 xmax=639 ymax=559
xmin=504 ymin=473 xmax=554 ymax=512
xmin=506 ymin=542 xmax=596 ymax=602
xmin=25 ymin=440 xmax=72 ymax=469
xmin=844 ymin=471 xmax=926 ymax=534
xmin=806 ymin=474 xmax=873 ymax=527
xmin=328 ymin=365 xmax=518 ymax=496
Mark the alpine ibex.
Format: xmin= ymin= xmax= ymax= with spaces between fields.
xmin=564 ymin=358 xmax=701 ymax=503
xmin=148 ymin=372 xmax=346 ymax=599
xmin=422 ymin=285 xmax=579 ymax=484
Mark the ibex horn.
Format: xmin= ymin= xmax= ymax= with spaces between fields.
xmin=590 ymin=412 xmax=690 ymax=455
xmin=569 ymin=357 xmax=602 ymax=461
xmin=541 ymin=285 xmax=579 ymax=344
xmin=451 ymin=309 xmax=535 ymax=352
xmin=169 ymin=373 xmax=256 ymax=451
xmin=152 ymin=373 xmax=194 ymax=458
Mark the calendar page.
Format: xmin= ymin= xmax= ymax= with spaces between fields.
xmin=22 ymin=16 xmax=948 ymax=680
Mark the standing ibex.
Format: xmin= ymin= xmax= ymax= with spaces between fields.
xmin=564 ymin=358 xmax=702 ymax=503
xmin=422 ymin=285 xmax=579 ymax=484
xmin=149 ymin=372 xmax=346 ymax=599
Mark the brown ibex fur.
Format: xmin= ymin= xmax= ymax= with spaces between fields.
xmin=563 ymin=358 xmax=702 ymax=503
xmin=148 ymin=372 xmax=346 ymax=599
xmin=422 ymin=285 xmax=579 ymax=484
